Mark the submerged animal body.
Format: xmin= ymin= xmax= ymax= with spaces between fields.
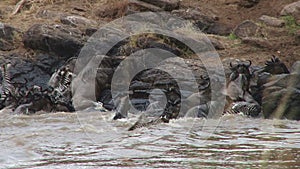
xmin=128 ymin=114 xmax=169 ymax=131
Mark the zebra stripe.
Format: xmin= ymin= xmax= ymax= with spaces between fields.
xmin=0 ymin=63 xmax=15 ymax=102
xmin=51 ymin=68 xmax=75 ymax=103
xmin=223 ymin=101 xmax=261 ymax=117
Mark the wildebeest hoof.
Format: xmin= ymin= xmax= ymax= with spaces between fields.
xmin=113 ymin=113 xmax=126 ymax=120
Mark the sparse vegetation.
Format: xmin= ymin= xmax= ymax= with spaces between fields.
xmin=282 ymin=15 xmax=300 ymax=34
xmin=228 ymin=33 xmax=238 ymax=40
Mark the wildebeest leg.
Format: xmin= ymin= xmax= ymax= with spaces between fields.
xmin=113 ymin=95 xmax=130 ymax=120
xmin=56 ymin=100 xmax=75 ymax=112
xmin=12 ymin=102 xmax=33 ymax=114
xmin=185 ymin=104 xmax=209 ymax=118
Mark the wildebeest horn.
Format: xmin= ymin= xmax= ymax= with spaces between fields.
xmin=230 ymin=60 xmax=239 ymax=68
xmin=199 ymin=81 xmax=210 ymax=90
xmin=245 ymin=60 xmax=251 ymax=67
xmin=271 ymin=55 xmax=276 ymax=62
xmin=200 ymin=74 xmax=209 ymax=80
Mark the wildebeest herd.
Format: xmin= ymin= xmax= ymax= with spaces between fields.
xmin=0 ymin=55 xmax=293 ymax=130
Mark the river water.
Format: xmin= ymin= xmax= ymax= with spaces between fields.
xmin=1 ymin=108 xmax=299 ymax=169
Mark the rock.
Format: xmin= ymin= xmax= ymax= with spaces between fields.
xmin=280 ymin=1 xmax=300 ymax=22
xmin=23 ymin=24 xmax=87 ymax=58
xmin=241 ymin=37 xmax=272 ymax=48
xmin=139 ymin=0 xmax=180 ymax=11
xmin=263 ymin=74 xmax=300 ymax=89
xmin=262 ymin=87 xmax=300 ymax=120
xmin=106 ymin=35 xmax=189 ymax=57
xmin=233 ymin=20 xmax=259 ymax=39
xmin=0 ymin=53 xmax=65 ymax=91
xmin=0 ymin=23 xmax=22 ymax=51
xmin=262 ymin=70 xmax=300 ymax=120
xmin=171 ymin=9 xmax=217 ymax=32
xmin=206 ymin=22 xmax=232 ymax=36
xmin=208 ymin=37 xmax=225 ymax=50
xmin=238 ymin=0 xmax=260 ymax=8
xmin=291 ymin=61 xmax=300 ymax=73
xmin=171 ymin=9 xmax=217 ymax=23
xmin=85 ymin=28 xmax=98 ymax=36
xmin=36 ymin=10 xmax=65 ymax=19
xmin=259 ymin=15 xmax=285 ymax=27
xmin=60 ymin=15 xmax=98 ymax=28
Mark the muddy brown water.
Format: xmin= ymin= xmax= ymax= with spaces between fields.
xmin=1 ymin=109 xmax=299 ymax=169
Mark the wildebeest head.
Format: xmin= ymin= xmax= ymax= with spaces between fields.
xmin=226 ymin=60 xmax=252 ymax=101
xmin=229 ymin=60 xmax=252 ymax=81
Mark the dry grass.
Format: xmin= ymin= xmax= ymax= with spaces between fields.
xmin=95 ymin=0 xmax=128 ymax=20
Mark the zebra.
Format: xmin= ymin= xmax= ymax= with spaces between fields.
xmin=223 ymin=101 xmax=261 ymax=117
xmin=48 ymin=66 xmax=76 ymax=112
xmin=52 ymin=68 xmax=74 ymax=100
xmin=0 ymin=63 xmax=16 ymax=108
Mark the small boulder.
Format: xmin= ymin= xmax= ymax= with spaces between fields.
xmin=0 ymin=23 xmax=22 ymax=51
xmin=206 ymin=22 xmax=232 ymax=36
xmin=291 ymin=61 xmax=300 ymax=73
xmin=280 ymin=1 xmax=300 ymax=23
xmin=262 ymin=69 xmax=300 ymax=120
xmin=36 ymin=10 xmax=65 ymax=19
xmin=208 ymin=37 xmax=225 ymax=50
xmin=60 ymin=15 xmax=98 ymax=28
xmin=171 ymin=9 xmax=217 ymax=32
xmin=23 ymin=24 xmax=87 ymax=58
xmin=241 ymin=37 xmax=272 ymax=48
xmin=233 ymin=20 xmax=259 ymax=39
xmin=259 ymin=15 xmax=285 ymax=27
